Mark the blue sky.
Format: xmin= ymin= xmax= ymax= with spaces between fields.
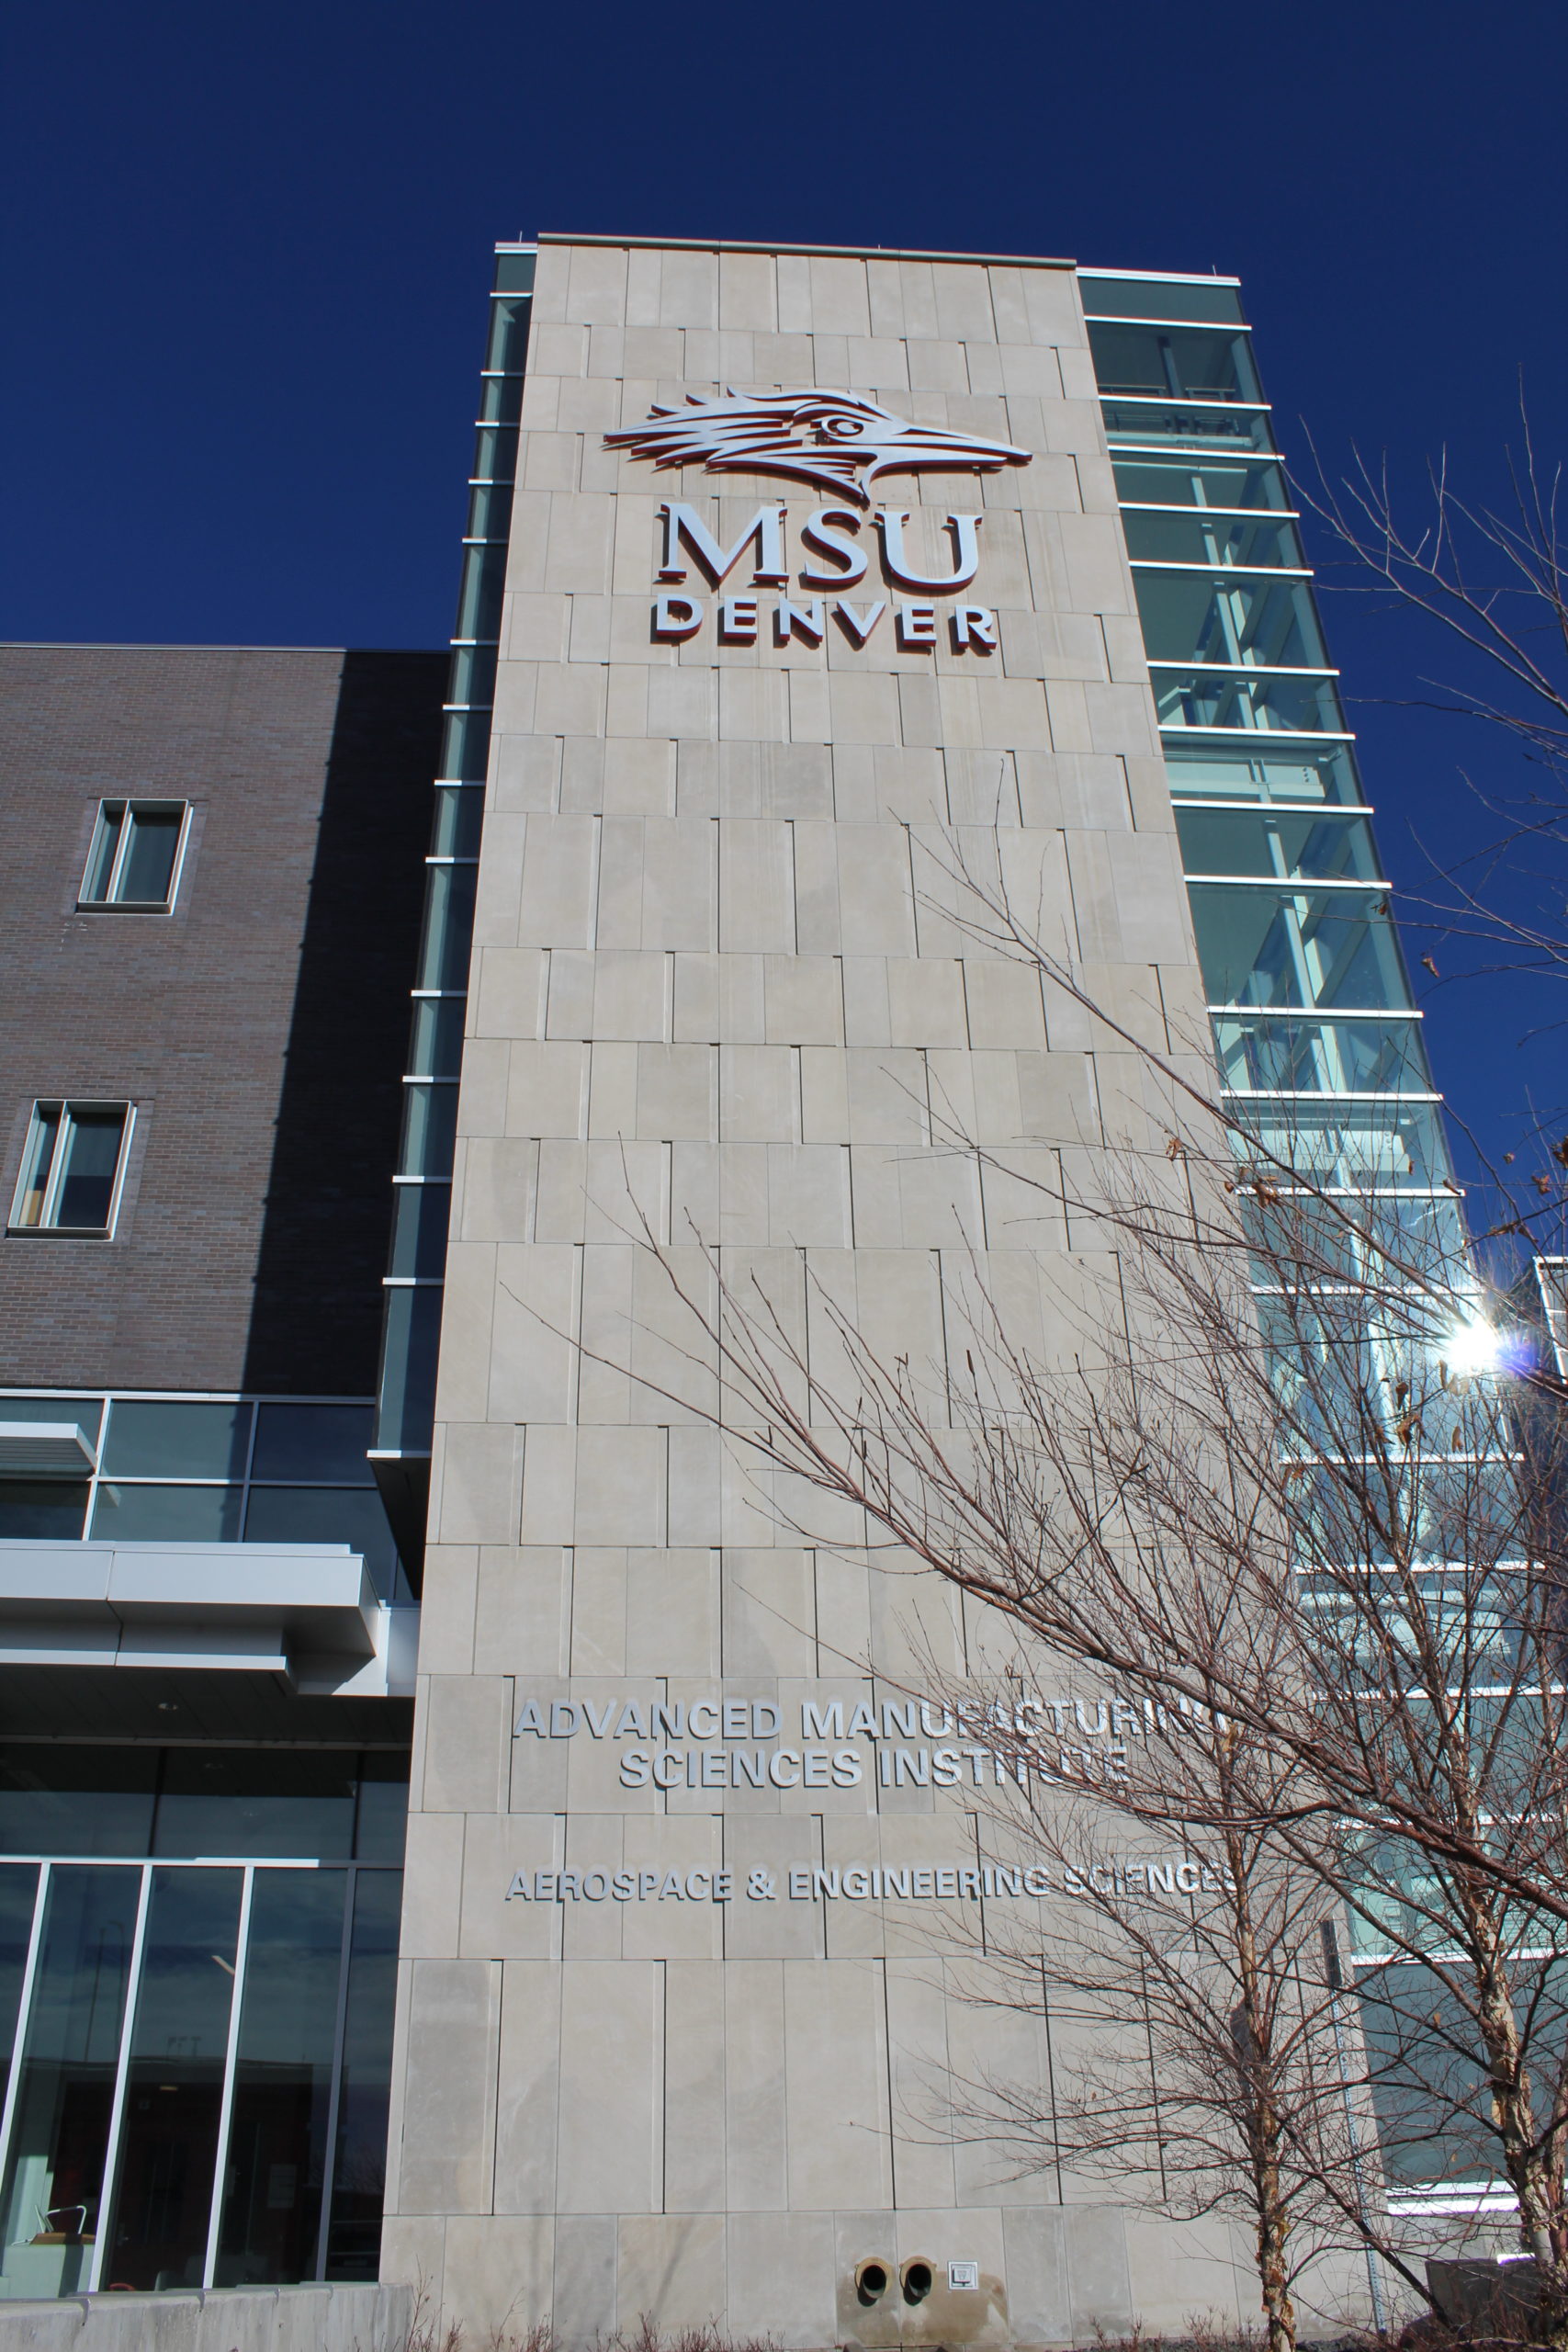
xmin=4 ymin=0 xmax=1565 ymax=1182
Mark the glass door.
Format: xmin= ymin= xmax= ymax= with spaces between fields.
xmin=96 ymin=1869 xmax=243 ymax=2291
xmin=0 ymin=1860 xmax=400 ymax=2299
xmin=0 ymin=1866 xmax=140 ymax=2299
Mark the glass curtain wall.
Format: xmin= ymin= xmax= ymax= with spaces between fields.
xmin=372 ymin=246 xmax=536 ymax=1531
xmin=0 ymin=1748 xmax=404 ymax=2297
xmin=0 ymin=1395 xmax=403 ymax=1600
xmin=1079 ymin=268 xmax=1458 ymax=1233
xmin=1081 ymin=268 xmax=1497 ymax=2211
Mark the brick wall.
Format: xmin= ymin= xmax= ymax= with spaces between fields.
xmin=0 ymin=645 xmax=446 ymax=1395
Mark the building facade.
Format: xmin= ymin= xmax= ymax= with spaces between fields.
xmin=0 ymin=645 xmax=444 ymax=2295
xmin=0 ymin=236 xmax=1448 ymax=2339
xmin=381 ymin=236 xmax=1439 ymax=2345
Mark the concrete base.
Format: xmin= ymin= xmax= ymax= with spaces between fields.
xmin=0 ymin=2281 xmax=412 ymax=2352
xmin=381 ymin=2206 xmax=1375 ymax=2348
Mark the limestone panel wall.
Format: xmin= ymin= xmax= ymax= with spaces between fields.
xmin=383 ymin=236 xmax=1360 ymax=2347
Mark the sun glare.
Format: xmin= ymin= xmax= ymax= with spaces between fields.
xmin=1444 ymin=1313 xmax=1504 ymax=1379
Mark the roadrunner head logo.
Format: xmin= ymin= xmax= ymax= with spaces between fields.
xmin=605 ymin=388 xmax=1032 ymax=505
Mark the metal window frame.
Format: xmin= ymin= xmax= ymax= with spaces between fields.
xmin=7 ymin=1102 xmax=135 ymax=1238
xmin=1132 ymin=560 xmax=1314 ymax=581
xmin=1078 ymin=266 xmax=1242 ymax=288
xmin=1175 ymin=796 xmax=1375 ymax=816
xmin=1100 ymin=392 xmax=1271 ymax=416
xmin=1184 ymin=872 xmax=1392 ymax=893
xmin=1118 ymin=500 xmax=1303 ymax=521
xmin=1149 ymin=659 xmax=1341 ymax=681
xmin=78 ymin=801 xmax=191 ymax=914
xmin=1082 ymin=311 xmax=1254 ymax=334
xmin=1159 ymin=723 xmax=1358 ymax=745
xmin=1222 ymin=1087 xmax=1443 ymax=1105
xmin=1111 ymin=441 xmax=1286 ymax=468
xmin=1208 ymin=1001 xmax=1423 ymax=1021
xmin=0 ymin=1389 xmax=384 ymax=1546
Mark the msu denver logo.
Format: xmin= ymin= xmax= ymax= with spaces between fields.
xmin=604 ymin=387 xmax=1031 ymax=503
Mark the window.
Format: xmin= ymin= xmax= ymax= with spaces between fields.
xmin=79 ymin=800 xmax=187 ymax=910
xmin=10 ymin=1104 xmax=131 ymax=1235
xmin=1089 ymin=321 xmax=1263 ymax=406
xmin=1187 ymin=884 xmax=1414 ymax=1013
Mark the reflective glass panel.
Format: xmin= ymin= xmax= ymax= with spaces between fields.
xmin=153 ymin=1755 xmax=355 ymax=1863
xmin=476 ymin=375 xmax=523 ymax=427
xmin=250 ymin=1406 xmax=372 ymax=1487
xmin=439 ymin=707 xmax=493 ymax=781
xmin=468 ymin=423 xmax=518 ymax=483
xmin=89 ymin=1486 xmax=243 ymax=1544
xmin=1153 ymin=671 xmax=1346 ymax=732
xmin=446 ymin=645 xmax=494 ymax=707
xmin=428 ymin=787 xmax=483 ymax=860
xmin=1213 ymin=1012 xmax=1433 ymax=1096
xmin=1175 ymin=807 xmax=1383 ymax=883
xmin=213 ymin=1870 xmax=346 ymax=2288
xmin=353 ymin=1759 xmax=409 ymax=1863
xmin=485 ymin=279 xmax=532 ymax=345
xmin=1188 ymin=884 xmax=1414 ymax=1012
xmin=242 ymin=1490 xmax=397 ymax=1595
xmin=373 ymin=1288 xmax=442 ymax=1454
xmin=0 ymin=1485 xmax=87 ymax=1541
xmin=0 ymin=1865 xmax=138 ymax=2299
xmin=81 ymin=808 xmax=124 ymax=903
xmin=1162 ymin=739 xmax=1361 ymax=805
xmin=407 ymin=996 xmax=467 ymax=1076
xmin=1113 ymin=456 xmax=1288 ymax=510
xmin=0 ymin=1870 xmax=37 ymax=2127
xmin=1134 ymin=571 xmax=1327 ymax=670
xmin=0 ymin=1397 xmax=102 ymax=1435
xmin=1079 ymin=276 xmax=1245 ymax=324
xmin=397 ymin=1083 xmax=457 ymax=1181
xmin=0 ymin=1750 xmax=155 ymax=1860
xmin=1356 ymin=1959 xmax=1559 ymax=2188
xmin=1089 ymin=322 xmax=1262 ymax=404
xmin=1102 ymin=401 xmax=1274 ymax=453
xmin=1122 ymin=509 xmax=1305 ymax=569
xmin=116 ymin=812 xmax=183 ymax=906
xmin=462 ymin=482 xmax=513 ymax=547
xmin=100 ymin=1868 xmax=241 ymax=2292
xmin=323 ymin=1871 xmax=400 ymax=2279
xmin=387 ymin=1183 xmax=452 ymax=1280
xmin=100 ymin=1400 xmax=252 ymax=1482
xmin=11 ymin=1112 xmax=59 ymax=1228
xmin=454 ymin=548 xmax=505 ymax=640
xmin=415 ymin=865 xmax=478 ymax=995
xmin=1234 ymin=1096 xmax=1452 ymax=1187
xmin=52 ymin=1112 xmax=126 ymax=1231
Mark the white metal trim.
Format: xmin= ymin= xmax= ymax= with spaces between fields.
xmin=1174 ymin=796 xmax=1373 ymax=814
xmin=1084 ymin=312 xmax=1252 ymax=334
xmin=1132 ymin=560 xmax=1313 ymax=579
xmin=1183 ymin=872 xmax=1390 ymax=891
xmin=1080 ymin=266 xmax=1243 ymax=287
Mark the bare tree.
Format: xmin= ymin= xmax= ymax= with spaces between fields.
xmin=1304 ymin=421 xmax=1568 ymax=1213
xmin=1306 ymin=422 xmax=1568 ymax=791
xmin=565 ymin=872 xmax=1568 ymax=2343
xmin=924 ymin=1669 xmax=1403 ymax=2352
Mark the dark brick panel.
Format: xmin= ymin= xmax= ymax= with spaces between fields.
xmin=0 ymin=645 xmax=446 ymax=1395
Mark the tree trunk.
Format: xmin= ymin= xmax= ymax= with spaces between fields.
xmin=1470 ymin=1921 xmax=1568 ymax=2350
xmin=1256 ymin=2177 xmax=1297 ymax=2352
